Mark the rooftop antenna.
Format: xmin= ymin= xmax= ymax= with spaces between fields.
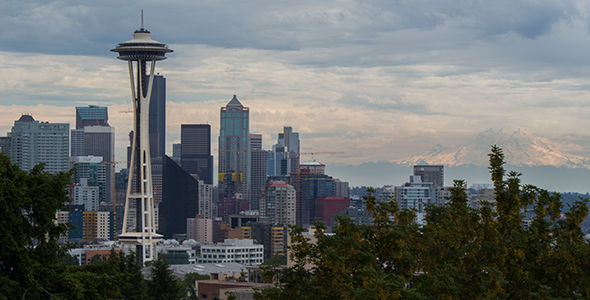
xmin=140 ymin=9 xmax=144 ymax=30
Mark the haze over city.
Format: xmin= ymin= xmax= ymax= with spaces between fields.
xmin=1 ymin=0 xmax=589 ymax=190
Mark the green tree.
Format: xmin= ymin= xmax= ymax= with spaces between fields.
xmin=147 ymin=254 xmax=184 ymax=300
xmin=255 ymin=196 xmax=423 ymax=300
xmin=56 ymin=250 xmax=148 ymax=299
xmin=261 ymin=255 xmax=287 ymax=266
xmin=0 ymin=153 xmax=73 ymax=299
xmin=255 ymin=146 xmax=590 ymax=299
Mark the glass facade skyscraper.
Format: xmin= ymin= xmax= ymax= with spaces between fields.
xmin=218 ymin=95 xmax=251 ymax=200
xmin=149 ymin=75 xmax=166 ymax=158
xmin=76 ymin=105 xmax=109 ymax=129
xmin=180 ymin=124 xmax=213 ymax=184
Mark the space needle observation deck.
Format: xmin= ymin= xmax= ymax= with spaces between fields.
xmin=111 ymin=13 xmax=173 ymax=266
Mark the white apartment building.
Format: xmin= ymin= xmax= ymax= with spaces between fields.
xmin=198 ymin=239 xmax=263 ymax=265
xmin=96 ymin=211 xmax=111 ymax=240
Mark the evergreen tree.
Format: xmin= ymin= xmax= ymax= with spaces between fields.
xmin=255 ymin=146 xmax=590 ymax=299
xmin=147 ymin=255 xmax=184 ymax=300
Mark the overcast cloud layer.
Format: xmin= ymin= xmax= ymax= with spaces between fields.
xmin=1 ymin=0 xmax=590 ymax=186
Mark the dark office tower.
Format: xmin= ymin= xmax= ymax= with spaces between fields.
xmin=181 ymin=124 xmax=213 ymax=185
xmin=250 ymin=133 xmax=267 ymax=211
xmin=413 ymin=165 xmax=444 ymax=188
xmin=149 ymin=75 xmax=166 ymax=158
xmin=83 ymin=126 xmax=115 ymax=203
xmin=76 ymin=105 xmax=109 ymax=129
xmin=218 ymin=95 xmax=250 ymax=199
xmin=159 ymin=155 xmax=199 ymax=236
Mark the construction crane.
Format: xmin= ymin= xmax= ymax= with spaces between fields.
xmin=280 ymin=151 xmax=345 ymax=161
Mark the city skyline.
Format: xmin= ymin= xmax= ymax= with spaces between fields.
xmin=1 ymin=1 xmax=590 ymax=190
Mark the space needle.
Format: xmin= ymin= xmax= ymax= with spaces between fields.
xmin=111 ymin=11 xmax=173 ymax=265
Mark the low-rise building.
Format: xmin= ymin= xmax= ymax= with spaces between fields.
xmin=198 ymin=239 xmax=263 ymax=265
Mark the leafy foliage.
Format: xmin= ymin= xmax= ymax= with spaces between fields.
xmin=147 ymin=255 xmax=185 ymax=300
xmin=255 ymin=146 xmax=590 ymax=299
xmin=0 ymin=153 xmax=73 ymax=299
xmin=261 ymin=255 xmax=287 ymax=266
xmin=0 ymin=153 xmax=186 ymax=299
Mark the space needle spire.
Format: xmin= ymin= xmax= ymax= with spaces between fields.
xmin=111 ymin=13 xmax=173 ymax=265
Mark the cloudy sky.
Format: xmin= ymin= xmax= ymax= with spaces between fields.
xmin=1 ymin=0 xmax=590 ymax=185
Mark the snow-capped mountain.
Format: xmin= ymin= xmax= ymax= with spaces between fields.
xmin=399 ymin=128 xmax=590 ymax=168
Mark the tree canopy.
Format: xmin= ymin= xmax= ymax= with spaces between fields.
xmin=255 ymin=146 xmax=590 ymax=299
xmin=0 ymin=153 xmax=73 ymax=299
xmin=0 ymin=153 xmax=185 ymax=299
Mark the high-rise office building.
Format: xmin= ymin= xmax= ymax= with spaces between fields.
xmin=76 ymin=105 xmax=109 ymax=129
xmin=250 ymin=133 xmax=267 ymax=211
xmin=83 ymin=126 xmax=115 ymax=204
xmin=293 ymin=161 xmax=349 ymax=227
xmin=10 ymin=115 xmax=69 ymax=173
xmin=413 ymin=165 xmax=444 ymax=188
xmin=159 ymin=155 xmax=199 ymax=236
xmin=70 ymin=129 xmax=85 ymax=157
xmin=149 ymin=75 xmax=166 ymax=158
xmin=73 ymin=106 xmax=115 ymax=204
xmin=218 ymin=95 xmax=250 ymax=200
xmin=180 ymin=124 xmax=213 ymax=184
xmin=73 ymin=156 xmax=107 ymax=204
xmin=268 ymin=126 xmax=299 ymax=176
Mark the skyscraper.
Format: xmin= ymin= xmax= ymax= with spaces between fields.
xmin=149 ymin=75 xmax=166 ymax=158
xmin=250 ymin=133 xmax=267 ymax=211
xmin=159 ymin=155 xmax=199 ymax=236
xmin=180 ymin=124 xmax=213 ymax=184
xmin=413 ymin=165 xmax=444 ymax=188
xmin=76 ymin=105 xmax=109 ymax=129
xmin=83 ymin=126 xmax=115 ymax=204
xmin=268 ymin=126 xmax=299 ymax=176
xmin=10 ymin=115 xmax=69 ymax=173
xmin=73 ymin=156 xmax=107 ymax=204
xmin=218 ymin=95 xmax=251 ymax=200
xmin=72 ymin=106 xmax=115 ymax=204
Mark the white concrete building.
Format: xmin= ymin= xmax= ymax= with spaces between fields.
xmin=198 ymin=239 xmax=263 ymax=265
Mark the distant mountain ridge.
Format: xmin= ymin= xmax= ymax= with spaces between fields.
xmin=398 ymin=128 xmax=590 ymax=168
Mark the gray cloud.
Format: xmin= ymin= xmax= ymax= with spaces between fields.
xmin=1 ymin=1 xmax=583 ymax=55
